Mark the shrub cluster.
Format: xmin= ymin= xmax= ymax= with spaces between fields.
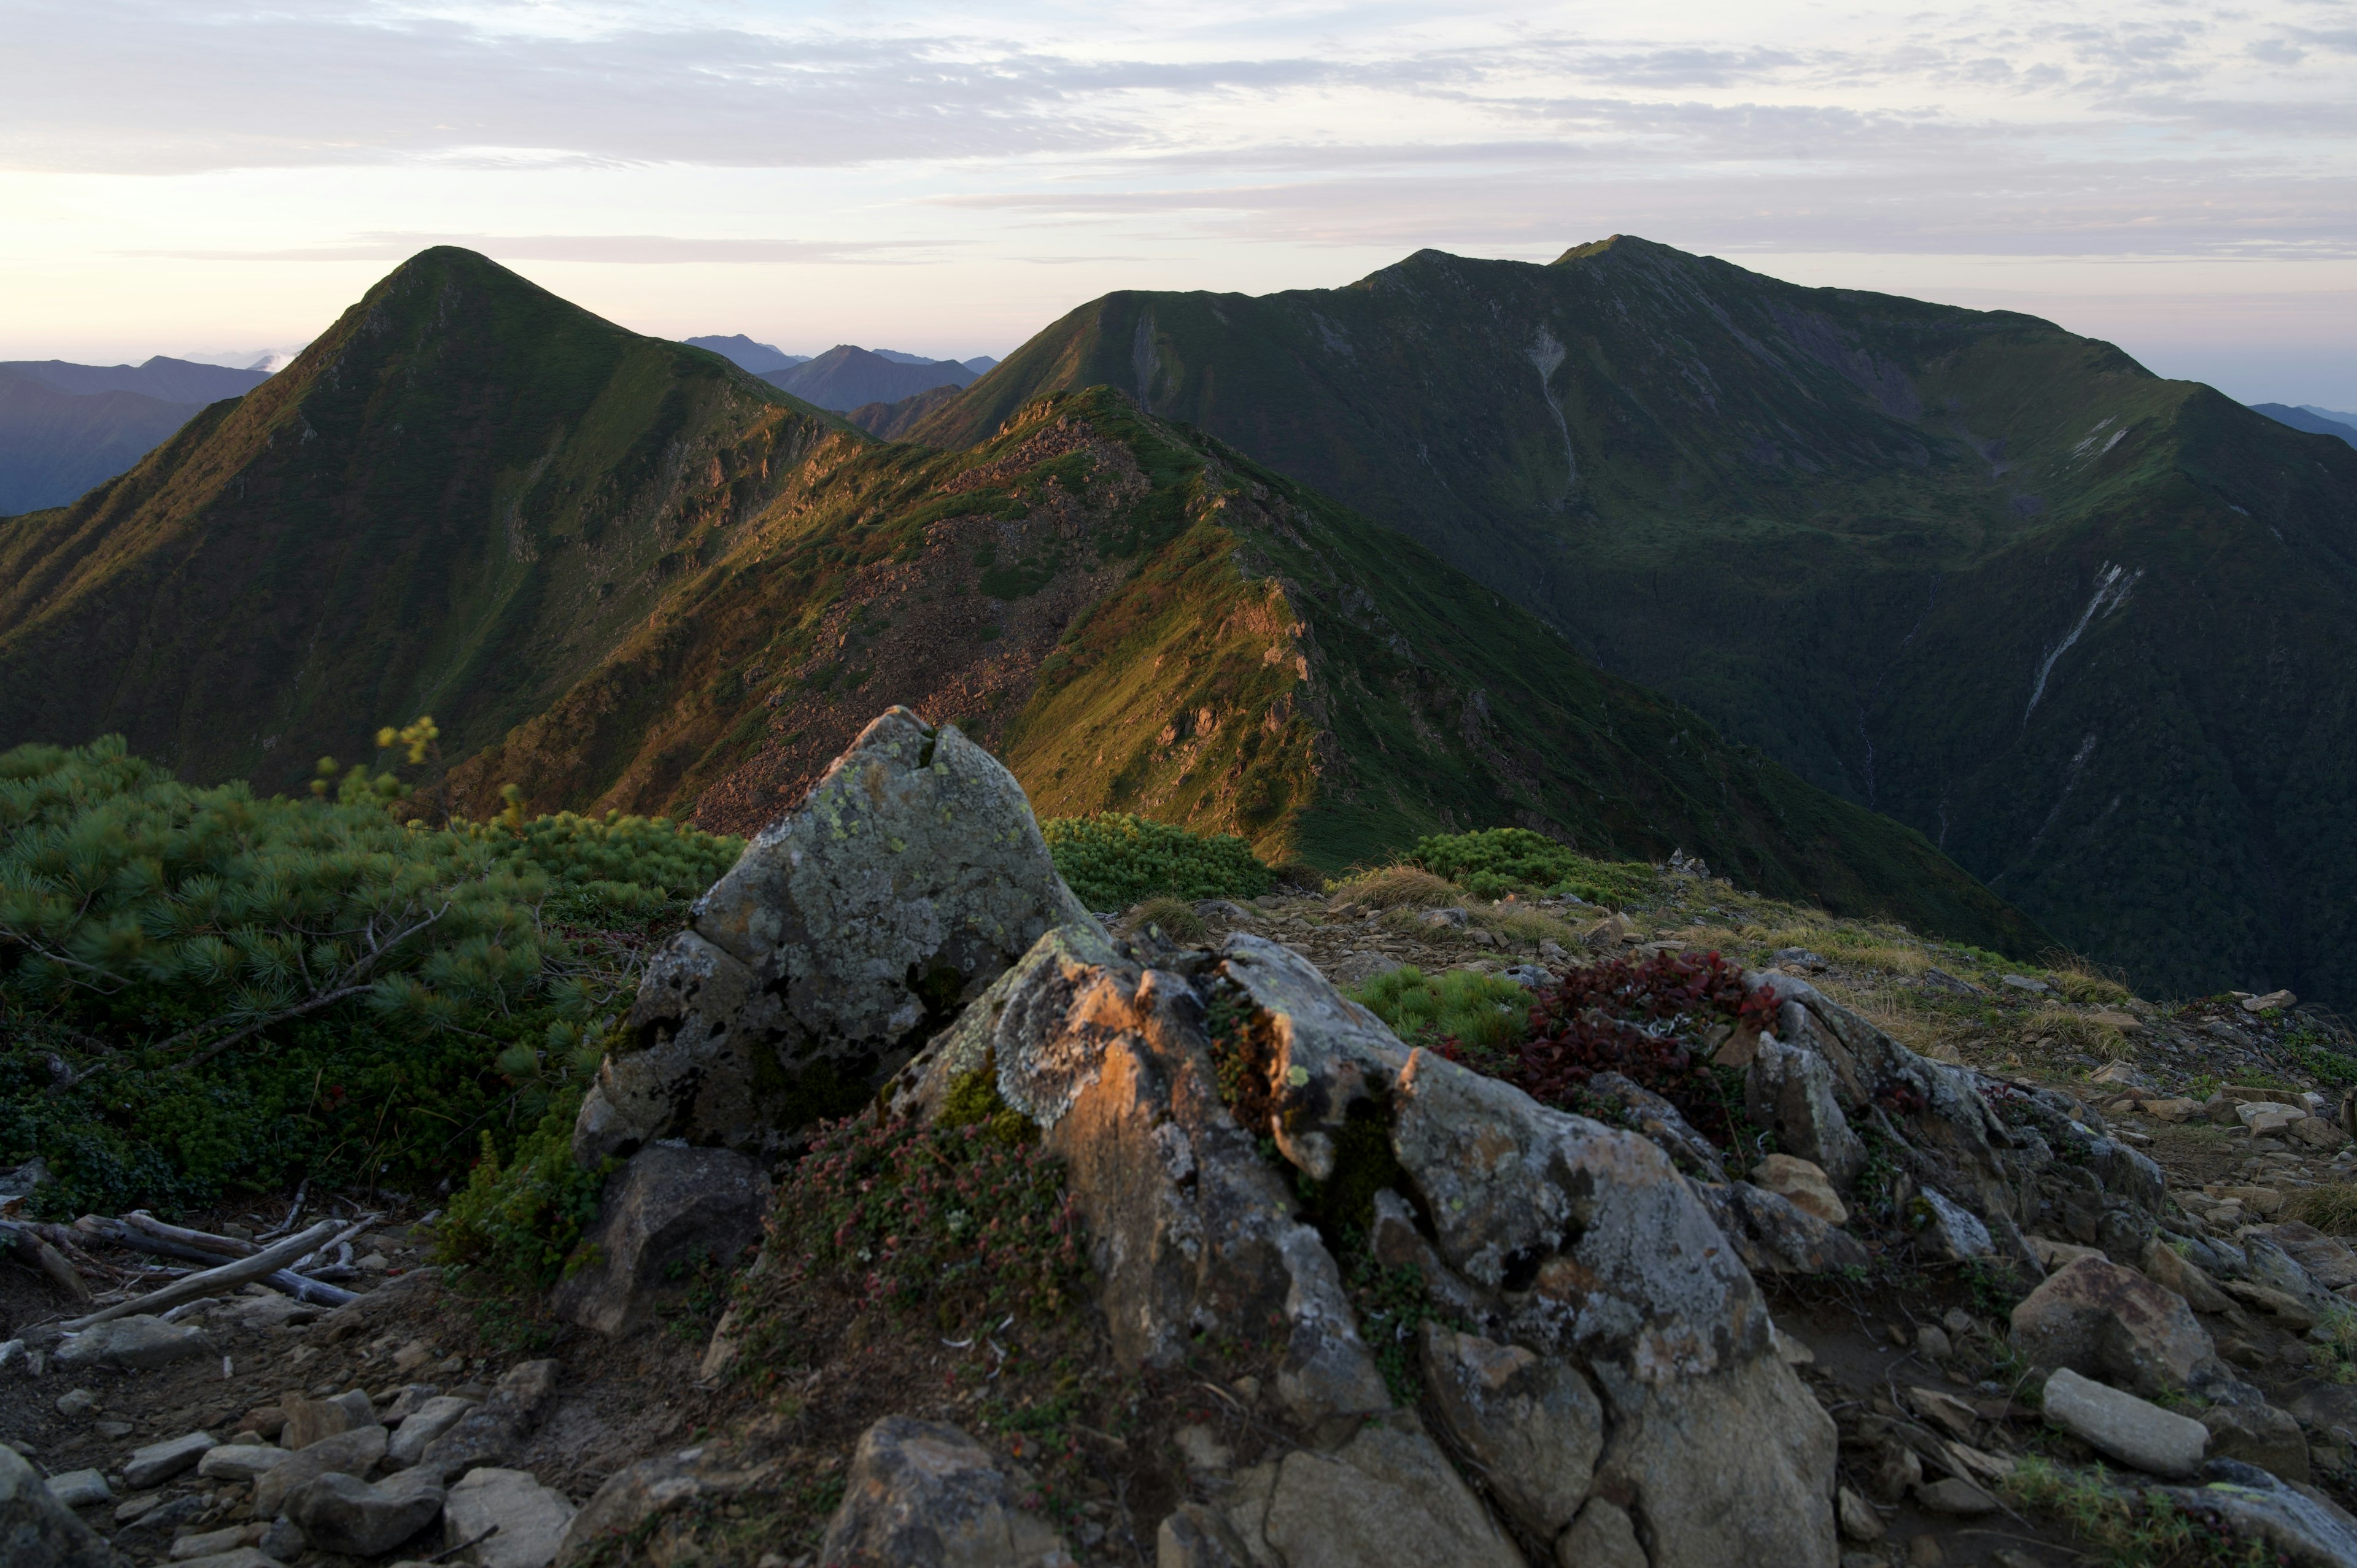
xmin=0 ymin=736 xmax=740 ymax=1215
xmin=1040 ymin=812 xmax=1272 ymax=911
xmin=725 ymin=1079 xmax=1087 ymax=1383
xmin=1485 ymin=951 xmax=1777 ymax=1146
xmin=1407 ymin=827 xmax=1653 ymax=905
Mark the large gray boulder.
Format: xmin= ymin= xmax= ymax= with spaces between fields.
xmin=576 ymin=708 xmax=1102 ymax=1162
xmin=818 ymin=1417 xmax=1072 ymax=1567
xmin=2011 ymin=1256 xmax=2225 ymax=1399
xmin=549 ymin=1145 xmax=770 ymax=1336
xmin=0 ymin=1445 xmax=114 ymax=1568
xmin=895 ymin=929 xmax=1839 ymax=1568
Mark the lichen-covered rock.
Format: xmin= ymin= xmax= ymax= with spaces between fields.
xmin=896 ymin=925 xmax=1388 ymax=1427
xmin=2011 ymin=1256 xmax=2224 ymax=1398
xmin=1418 ymin=1321 xmax=1602 ymax=1540
xmin=818 ymin=1417 xmax=1072 ymax=1568
xmin=2154 ymin=1460 xmax=2357 ymax=1568
xmin=1746 ymin=1036 xmax=1865 ymax=1184
xmin=1233 ymin=1422 xmax=1524 ymax=1568
xmin=576 ymin=709 xmax=1101 ymax=1161
xmin=1210 ymin=933 xmax=1406 ymax=1182
xmin=1689 ymin=1179 xmax=1871 ymax=1276
xmin=549 ymin=1145 xmax=770 ymax=1336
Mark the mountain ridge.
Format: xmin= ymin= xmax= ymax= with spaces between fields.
xmin=0 ymin=247 xmax=2042 ymax=957
xmin=908 ymin=234 xmax=2357 ymax=1003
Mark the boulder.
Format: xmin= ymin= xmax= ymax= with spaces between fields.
xmin=1418 ymin=1322 xmax=1603 ymax=1540
xmin=414 ymin=1361 xmax=559 ymax=1483
xmin=279 ymin=1394 xmax=370 ymax=1450
xmin=55 ymin=1314 xmax=208 ymax=1371
xmin=553 ymin=1446 xmax=773 ymax=1567
xmin=443 ymin=1468 xmax=576 ymax=1568
xmin=253 ymin=1424 xmax=390 ymax=1518
xmin=44 ymin=1471 xmax=108 ymax=1510
xmin=576 ymin=709 xmax=1102 ymax=1162
xmin=2266 ymin=1223 xmax=2357 ymax=1294
xmin=0 ymin=1445 xmax=114 ymax=1568
xmin=123 ymin=1431 xmax=217 ymax=1488
xmin=198 ymin=1445 xmax=292 ymax=1483
xmin=385 ymin=1396 xmax=480 ymax=1470
xmin=549 ymin=1145 xmax=770 ymax=1336
xmin=1689 ymin=1180 xmax=1871 ymax=1276
xmin=892 ymin=927 xmax=1390 ymax=1427
xmin=285 ymin=1470 xmax=445 ymax=1557
xmin=1911 ymin=1187 xmax=1994 ymax=1261
xmin=2201 ymin=1404 xmax=2310 ymax=1483
xmin=1752 ymin=1154 xmax=1848 ymax=1226
xmin=1233 ymin=1422 xmax=1523 ymax=1568
xmin=2011 ymin=1257 xmax=2223 ymax=1399
xmin=2140 ymin=1238 xmax=2236 ymax=1314
xmin=1745 ymin=1037 xmax=1866 ymax=1184
xmin=1555 ymin=1499 xmax=1648 ymax=1568
xmin=2154 ymin=1459 xmax=2357 ymax=1568
xmin=2038 ymin=1369 xmax=2207 ymax=1478
xmin=817 ymin=1417 xmax=1072 ymax=1568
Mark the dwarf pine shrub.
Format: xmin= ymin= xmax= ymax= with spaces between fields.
xmin=1407 ymin=827 xmax=1653 ymax=905
xmin=1040 ymin=812 xmax=1272 ymax=911
xmin=0 ymin=736 xmax=740 ymax=1214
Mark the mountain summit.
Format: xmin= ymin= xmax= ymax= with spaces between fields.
xmin=913 ymin=234 xmax=2357 ymax=1003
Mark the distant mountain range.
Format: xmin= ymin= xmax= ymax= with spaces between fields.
xmin=687 ymin=334 xmax=997 ymax=396
xmin=0 ymin=247 xmax=2041 ymax=957
xmin=761 ymin=346 xmax=985 ymax=412
xmin=0 ymin=357 xmax=271 ymax=513
xmin=913 ymin=234 xmax=2357 ymax=1005
xmin=684 ymin=335 xmax=810 ymax=376
xmin=2252 ymin=403 xmax=2357 ymax=447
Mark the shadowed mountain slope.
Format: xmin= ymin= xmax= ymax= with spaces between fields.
xmin=913 ymin=236 xmax=2357 ymax=1003
xmin=0 ymin=248 xmax=853 ymax=795
xmin=447 ymin=384 xmax=2043 ymax=954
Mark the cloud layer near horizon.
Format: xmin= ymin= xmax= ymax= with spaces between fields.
xmin=4 ymin=1 xmax=2353 ymax=397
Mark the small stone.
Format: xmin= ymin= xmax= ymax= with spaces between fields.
xmin=1913 ymin=1477 xmax=1999 ymax=1515
xmin=47 ymin=1469 xmax=110 ymax=1508
xmin=93 ymin=1421 xmax=133 ymax=1440
xmin=1867 ymin=1441 xmax=1921 ymax=1504
xmin=54 ymin=1388 xmax=96 ymax=1418
xmin=2040 ymin=1368 xmax=2208 ymax=1478
xmin=392 ymin=1342 xmax=435 ymax=1375
xmin=198 ymin=1443 xmax=292 ymax=1483
xmin=1941 ymin=1308 xmax=1977 ymax=1336
xmin=115 ymin=1493 xmax=161 ymax=1523
xmin=1911 ymin=1187 xmax=1994 ymax=1261
xmin=2200 ymin=1403 xmax=2310 ymax=1483
xmin=252 ymin=1424 xmax=390 ymax=1517
xmin=1835 ymin=1485 xmax=1884 ymax=1542
xmin=257 ymin=1516 xmax=304 ymax=1562
xmin=287 ymin=1470 xmax=447 ymax=1558
xmin=2293 ymin=1117 xmax=2352 ymax=1151
xmin=443 ymin=1467 xmax=577 ymax=1568
xmin=385 ymin=1396 xmax=478 ymax=1468
xmin=2243 ymin=989 xmax=2297 ymax=1013
xmin=2000 ymin=974 xmax=2050 ymax=994
xmin=55 ymin=1315 xmax=210 ymax=1372
xmin=2141 ymin=1098 xmax=2201 ymax=1122
xmin=1907 ymin=1534 xmax=1946 ymax=1567
xmin=238 ymin=1406 xmax=287 ymax=1439
xmin=1916 ymin=1325 xmax=1954 ymax=1362
xmin=171 ymin=1524 xmax=261 ymax=1560
xmin=1751 ymin=1153 xmax=1848 ymax=1226
xmin=1174 ymin=1424 xmax=1232 ymax=1473
xmin=277 ymin=1396 xmax=354 ymax=1450
xmin=381 ymin=1384 xmax=443 ymax=1424
xmin=123 ymin=1431 xmax=218 ymax=1489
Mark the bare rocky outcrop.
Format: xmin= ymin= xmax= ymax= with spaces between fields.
xmin=894 ymin=929 xmax=1840 ymax=1566
xmin=575 ymin=708 xmax=1102 ymax=1162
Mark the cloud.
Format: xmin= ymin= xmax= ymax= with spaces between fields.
xmin=126 ymin=233 xmax=937 ymax=264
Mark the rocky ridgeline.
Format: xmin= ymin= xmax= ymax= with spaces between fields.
xmin=10 ymin=707 xmax=2357 ymax=1567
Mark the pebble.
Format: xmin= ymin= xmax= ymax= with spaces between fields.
xmin=55 ymin=1386 xmax=97 ymax=1417
xmin=1913 ymin=1477 xmax=1999 ymax=1515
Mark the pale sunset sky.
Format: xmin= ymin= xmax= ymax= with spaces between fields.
xmin=4 ymin=0 xmax=2353 ymax=403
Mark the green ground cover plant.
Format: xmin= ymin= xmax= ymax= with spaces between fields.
xmin=0 ymin=736 xmax=739 ymax=1215
xmin=1349 ymin=967 xmax=1534 ymax=1056
xmin=1407 ymin=827 xmax=1655 ymax=905
xmin=1040 ymin=811 xmax=1272 ymax=910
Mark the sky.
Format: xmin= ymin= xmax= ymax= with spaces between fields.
xmin=3 ymin=1 xmax=2353 ymax=406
